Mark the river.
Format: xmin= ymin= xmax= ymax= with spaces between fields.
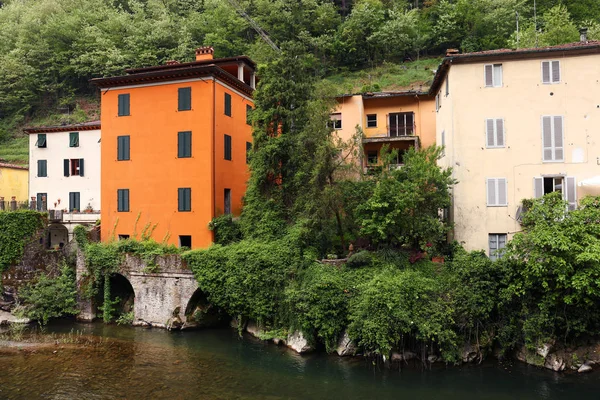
xmin=1 ymin=321 xmax=599 ymax=399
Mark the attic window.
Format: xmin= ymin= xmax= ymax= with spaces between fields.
xmin=330 ymin=113 xmax=342 ymax=130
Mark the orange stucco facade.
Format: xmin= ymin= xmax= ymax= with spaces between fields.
xmin=95 ymin=49 xmax=254 ymax=248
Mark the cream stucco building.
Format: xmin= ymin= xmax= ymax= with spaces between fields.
xmin=432 ymin=40 xmax=600 ymax=256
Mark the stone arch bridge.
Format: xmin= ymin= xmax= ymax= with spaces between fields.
xmin=76 ymin=252 xmax=200 ymax=328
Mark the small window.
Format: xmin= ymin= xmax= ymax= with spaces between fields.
xmin=69 ymin=132 xmax=79 ymax=147
xmin=486 ymin=178 xmax=508 ymax=207
xmin=484 ymin=64 xmax=503 ymax=87
xmin=366 ymin=114 xmax=377 ymax=128
xmin=367 ymin=151 xmax=378 ymax=165
xmin=389 ymin=112 xmax=414 ymax=136
xmin=541 ymin=116 xmax=564 ymax=162
xmin=224 ymin=134 xmax=232 ymax=161
xmin=445 ymin=76 xmax=449 ymax=96
xmin=118 ymin=93 xmax=130 ymax=116
xmin=541 ymin=61 xmax=560 ymax=84
xmin=37 ymin=160 xmax=47 ymax=177
xmin=36 ymin=193 xmax=47 ymax=212
xmin=69 ymin=159 xmax=84 ymax=176
xmin=534 ymin=176 xmax=577 ymax=210
xmin=441 ymin=130 xmax=445 ymax=156
xmin=118 ymin=234 xmax=130 ymax=240
xmin=178 ymin=188 xmax=191 ymax=212
xmin=178 ymin=131 xmax=192 ymax=158
xmin=485 ymin=118 xmax=505 ymax=148
xmin=224 ymin=188 xmax=231 ymax=215
xmin=179 ymin=235 xmax=192 ymax=248
xmin=489 ymin=234 xmax=507 ymax=261
xmin=246 ymin=104 xmax=252 ymax=125
xmin=246 ymin=141 xmax=252 ymax=164
xmin=117 ymin=189 xmax=130 ymax=212
xmin=117 ymin=136 xmax=130 ymax=161
xmin=224 ymin=93 xmax=232 ymax=117
xmin=178 ymin=87 xmax=192 ymax=111
xmin=36 ymin=134 xmax=47 ymax=148
xmin=69 ymin=192 xmax=80 ymax=212
xmin=435 ymin=93 xmax=441 ymax=112
xmin=330 ymin=113 xmax=342 ymax=130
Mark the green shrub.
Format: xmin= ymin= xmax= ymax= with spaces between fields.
xmin=346 ymin=250 xmax=372 ymax=268
xmin=0 ymin=211 xmax=45 ymax=273
xmin=208 ymin=214 xmax=242 ymax=245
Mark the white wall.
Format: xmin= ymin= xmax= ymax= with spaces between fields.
xmin=29 ymin=129 xmax=101 ymax=211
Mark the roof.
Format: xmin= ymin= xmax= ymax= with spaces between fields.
xmin=0 ymin=162 xmax=28 ymax=171
xmin=23 ymin=120 xmax=101 ymax=134
xmin=125 ymin=56 xmax=256 ymax=74
xmin=429 ymin=40 xmax=600 ymax=95
xmin=336 ymin=90 xmax=431 ymax=100
xmin=91 ymin=64 xmax=254 ymax=97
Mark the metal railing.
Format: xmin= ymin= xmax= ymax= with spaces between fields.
xmin=0 ymin=200 xmax=41 ymax=211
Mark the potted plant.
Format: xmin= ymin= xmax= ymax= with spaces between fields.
xmin=84 ymin=203 xmax=93 ymax=213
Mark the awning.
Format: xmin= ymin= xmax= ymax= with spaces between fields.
xmin=578 ymin=176 xmax=600 ymax=187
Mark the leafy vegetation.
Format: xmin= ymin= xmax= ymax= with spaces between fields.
xmin=0 ymin=210 xmax=46 ymax=273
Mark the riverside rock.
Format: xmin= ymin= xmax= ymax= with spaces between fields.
xmin=578 ymin=363 xmax=593 ymax=373
xmin=0 ymin=311 xmax=30 ymax=325
xmin=286 ymin=331 xmax=313 ymax=354
xmin=335 ymin=331 xmax=356 ymax=357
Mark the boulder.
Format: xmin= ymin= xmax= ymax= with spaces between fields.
xmin=536 ymin=341 xmax=554 ymax=358
xmin=391 ymin=351 xmax=416 ymax=362
xmin=578 ymin=363 xmax=593 ymax=373
xmin=0 ymin=310 xmax=30 ymax=326
xmin=544 ymin=353 xmax=566 ymax=372
xmin=335 ymin=331 xmax=357 ymax=357
xmin=245 ymin=321 xmax=265 ymax=338
xmin=427 ymin=355 xmax=438 ymax=363
xmin=462 ymin=343 xmax=479 ymax=363
xmin=286 ymin=331 xmax=314 ymax=354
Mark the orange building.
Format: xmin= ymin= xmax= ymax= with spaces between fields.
xmin=92 ymin=47 xmax=255 ymax=248
xmin=333 ymin=91 xmax=436 ymax=171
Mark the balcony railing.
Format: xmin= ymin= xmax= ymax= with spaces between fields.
xmin=388 ymin=124 xmax=415 ymax=137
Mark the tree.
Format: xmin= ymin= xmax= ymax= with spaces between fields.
xmin=509 ymin=4 xmax=579 ymax=48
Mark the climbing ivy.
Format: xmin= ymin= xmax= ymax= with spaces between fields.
xmin=0 ymin=210 xmax=46 ymax=273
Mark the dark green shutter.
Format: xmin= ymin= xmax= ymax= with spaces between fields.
xmin=117 ymin=137 xmax=123 ymax=160
xmin=185 ymin=132 xmax=191 ymax=157
xmin=118 ymin=136 xmax=130 ymax=160
xmin=124 ymin=136 xmax=130 ymax=160
xmin=224 ymin=135 xmax=232 ymax=160
xmin=124 ymin=189 xmax=129 ymax=212
xmin=79 ymin=159 xmax=84 ymax=177
xmin=178 ymin=87 xmax=191 ymax=111
xmin=64 ymin=159 xmax=70 ymax=177
xmin=225 ymin=93 xmax=231 ymax=116
xmin=178 ymin=131 xmax=192 ymax=158
xmin=69 ymin=192 xmax=80 ymax=211
xmin=178 ymin=188 xmax=184 ymax=211
xmin=186 ymin=188 xmax=191 ymax=211
xmin=70 ymin=132 xmax=79 ymax=147
xmin=118 ymin=94 xmax=130 ymax=116
xmin=118 ymin=190 xmax=122 ymax=211
xmin=37 ymin=134 xmax=46 ymax=148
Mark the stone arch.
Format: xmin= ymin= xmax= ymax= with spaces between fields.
xmin=107 ymin=273 xmax=136 ymax=319
xmin=182 ymin=288 xmax=228 ymax=329
xmin=47 ymin=224 xmax=68 ymax=249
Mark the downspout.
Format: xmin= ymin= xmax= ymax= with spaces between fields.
xmin=211 ymin=78 xmax=216 ymax=241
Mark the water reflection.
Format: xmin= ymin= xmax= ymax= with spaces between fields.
xmin=1 ymin=322 xmax=600 ymax=399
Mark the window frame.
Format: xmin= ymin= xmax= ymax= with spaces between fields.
xmin=118 ymin=93 xmax=130 ymax=116
xmin=224 ymin=188 xmax=231 ymax=215
xmin=117 ymin=189 xmax=130 ymax=212
xmin=69 ymin=132 xmax=79 ymax=148
xmin=178 ymin=187 xmax=191 ymax=212
xmin=224 ymin=93 xmax=232 ymax=117
xmin=178 ymin=131 xmax=192 ymax=158
xmin=179 ymin=235 xmax=192 ymax=248
xmin=117 ymin=135 xmax=130 ymax=161
xmin=36 ymin=134 xmax=47 ymax=148
xmin=541 ymin=60 xmax=561 ymax=84
xmin=485 ymin=118 xmax=505 ymax=148
xmin=366 ymin=114 xmax=377 ymax=128
xmin=484 ymin=64 xmax=503 ymax=88
xmin=69 ymin=192 xmax=80 ymax=212
xmin=486 ymin=177 xmax=508 ymax=207
xmin=224 ymin=134 xmax=232 ymax=161
xmin=178 ymin=87 xmax=192 ymax=111
xmin=330 ymin=113 xmax=342 ymax=130
xmin=37 ymin=160 xmax=47 ymax=177
xmin=488 ymin=233 xmax=507 ymax=261
xmin=541 ymin=115 xmax=564 ymax=163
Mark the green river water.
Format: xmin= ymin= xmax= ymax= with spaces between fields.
xmin=1 ymin=322 xmax=600 ymax=399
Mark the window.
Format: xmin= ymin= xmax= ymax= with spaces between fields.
xmin=246 ymin=104 xmax=252 ymax=125
xmin=486 ymin=178 xmax=507 ymax=206
xmin=485 ymin=118 xmax=505 ymax=148
xmin=36 ymin=193 xmax=47 ymax=212
xmin=179 ymin=235 xmax=192 ymax=248
xmin=534 ymin=176 xmax=577 ymax=210
xmin=441 ymin=130 xmax=445 ymax=156
xmin=69 ymin=192 xmax=80 ymax=212
xmin=484 ymin=64 xmax=503 ymax=87
xmin=37 ymin=160 xmax=47 ymax=177
xmin=117 ymin=136 xmax=130 ymax=161
xmin=66 ymin=159 xmax=84 ymax=176
xmin=178 ymin=188 xmax=191 ymax=212
xmin=224 ymin=134 xmax=232 ymax=160
xmin=118 ymin=234 xmax=130 ymax=240
xmin=69 ymin=132 xmax=79 ymax=147
xmin=366 ymin=114 xmax=377 ymax=128
xmin=224 ymin=188 xmax=231 ymax=215
xmin=542 ymin=116 xmax=564 ymax=162
xmin=224 ymin=93 xmax=232 ymax=116
xmin=542 ymin=61 xmax=560 ymax=84
xmin=389 ymin=112 xmax=414 ymax=137
xmin=178 ymin=131 xmax=192 ymax=158
xmin=435 ymin=93 xmax=441 ymax=112
xmin=246 ymin=141 xmax=252 ymax=164
xmin=117 ymin=189 xmax=130 ymax=212
xmin=329 ymin=113 xmax=342 ymax=130
xmin=445 ymin=76 xmax=449 ymax=96
xmin=178 ymin=87 xmax=191 ymax=111
xmin=36 ymin=134 xmax=47 ymax=148
xmin=489 ymin=234 xmax=507 ymax=261
xmin=118 ymin=94 xmax=130 ymax=116
xmin=367 ymin=151 xmax=378 ymax=165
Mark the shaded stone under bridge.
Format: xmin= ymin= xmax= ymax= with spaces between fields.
xmin=76 ymin=252 xmax=205 ymax=329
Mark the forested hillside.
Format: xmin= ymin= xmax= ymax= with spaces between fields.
xmin=1 ymin=0 xmax=599 ymax=163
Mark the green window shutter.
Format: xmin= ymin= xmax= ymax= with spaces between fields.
xmin=185 ymin=188 xmax=191 ymax=211
xmin=118 ymin=190 xmax=122 ymax=211
xmin=124 ymin=189 xmax=129 ymax=212
xmin=75 ymin=192 xmax=80 ymax=211
xmin=69 ymin=192 xmax=80 ymax=211
xmin=118 ymin=136 xmax=130 ymax=160
xmin=225 ymin=93 xmax=232 ymax=116
xmin=79 ymin=158 xmax=84 ymax=177
xmin=185 ymin=132 xmax=191 ymax=157
xmin=178 ymin=188 xmax=191 ymax=211
xmin=69 ymin=132 xmax=79 ymax=147
xmin=124 ymin=136 xmax=130 ymax=160
xmin=118 ymin=94 xmax=130 ymax=116
xmin=178 ymin=132 xmax=184 ymax=158
xmin=64 ymin=159 xmax=70 ymax=177
xmin=224 ymin=134 xmax=232 ymax=160
xmin=178 ymin=87 xmax=191 ymax=111
xmin=36 ymin=134 xmax=47 ymax=148
xmin=246 ymin=142 xmax=251 ymax=164
xmin=178 ymin=131 xmax=192 ymax=158
xmin=246 ymin=105 xmax=252 ymax=125
xmin=178 ymin=188 xmax=184 ymax=211
xmin=118 ymin=189 xmax=129 ymax=212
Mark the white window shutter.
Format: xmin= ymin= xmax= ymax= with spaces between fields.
xmin=487 ymin=178 xmax=496 ymax=206
xmin=553 ymin=116 xmax=564 ymax=161
xmin=551 ymin=61 xmax=560 ymax=83
xmin=496 ymin=119 xmax=505 ymax=147
xmin=542 ymin=61 xmax=550 ymax=83
xmin=542 ymin=116 xmax=553 ymax=161
xmin=485 ymin=65 xmax=493 ymax=87
xmin=493 ymin=64 xmax=503 ymax=87
xmin=565 ymin=176 xmax=577 ymax=210
xmin=497 ymin=178 xmax=507 ymax=205
xmin=533 ymin=177 xmax=544 ymax=198
xmin=486 ymin=119 xmax=495 ymax=147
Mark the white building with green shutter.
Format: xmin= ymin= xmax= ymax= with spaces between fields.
xmin=26 ymin=121 xmax=101 ymax=247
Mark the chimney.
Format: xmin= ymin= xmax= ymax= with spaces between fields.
xmin=446 ymin=48 xmax=459 ymax=57
xmin=580 ymin=27 xmax=588 ymax=43
xmin=195 ymin=46 xmax=214 ymax=61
